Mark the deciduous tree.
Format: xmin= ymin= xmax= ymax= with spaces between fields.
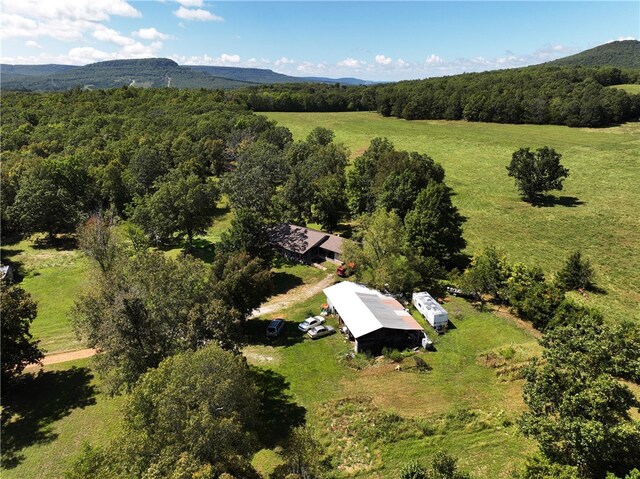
xmin=131 ymin=170 xmax=219 ymax=248
xmin=1 ymin=283 xmax=43 ymax=385
xmin=405 ymin=181 xmax=466 ymax=267
xmin=506 ymin=147 xmax=569 ymax=202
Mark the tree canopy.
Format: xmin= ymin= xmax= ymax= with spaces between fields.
xmin=0 ymin=282 xmax=43 ymax=385
xmin=67 ymin=345 xmax=261 ymax=479
xmin=506 ymin=147 xmax=569 ymax=202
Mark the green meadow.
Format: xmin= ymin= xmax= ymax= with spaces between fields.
xmin=264 ymin=112 xmax=640 ymax=323
xmin=610 ymin=84 xmax=640 ymax=94
xmin=3 ymin=294 xmax=540 ymax=479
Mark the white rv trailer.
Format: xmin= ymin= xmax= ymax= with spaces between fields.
xmin=412 ymin=292 xmax=448 ymax=333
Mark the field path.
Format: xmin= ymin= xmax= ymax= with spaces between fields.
xmin=252 ymin=273 xmax=335 ymax=317
xmin=25 ymin=274 xmax=335 ymax=368
xmin=26 ymin=348 xmax=98 ymax=369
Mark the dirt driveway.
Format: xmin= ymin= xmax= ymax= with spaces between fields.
xmin=252 ymin=273 xmax=336 ymax=317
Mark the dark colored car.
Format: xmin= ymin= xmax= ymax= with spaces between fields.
xmin=266 ymin=319 xmax=286 ymax=338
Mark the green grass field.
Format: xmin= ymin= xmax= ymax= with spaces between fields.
xmin=610 ymin=84 xmax=640 ymax=94
xmin=1 ymin=236 xmax=89 ymax=353
xmin=264 ymin=112 xmax=640 ymax=323
xmin=1 ymin=359 xmax=125 ymax=479
xmin=248 ymin=293 xmax=540 ymax=478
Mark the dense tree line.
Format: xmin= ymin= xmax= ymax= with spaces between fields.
xmin=229 ymin=65 xmax=640 ymax=127
xmin=0 ymin=88 xmax=289 ymax=241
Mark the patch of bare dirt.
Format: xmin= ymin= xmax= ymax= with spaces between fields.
xmin=253 ymin=273 xmax=336 ymax=317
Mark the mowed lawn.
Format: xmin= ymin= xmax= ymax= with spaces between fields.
xmin=610 ymin=84 xmax=640 ymax=94
xmin=264 ymin=112 xmax=640 ymax=322
xmin=1 ymin=358 xmax=125 ymax=479
xmin=1 ymin=237 xmax=89 ymax=354
xmin=247 ymin=293 xmax=540 ymax=478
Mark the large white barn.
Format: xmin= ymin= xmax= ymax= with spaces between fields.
xmin=324 ymin=282 xmax=429 ymax=354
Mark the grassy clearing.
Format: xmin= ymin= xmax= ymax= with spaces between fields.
xmin=610 ymin=84 xmax=640 ymax=94
xmin=264 ymin=112 xmax=640 ymax=323
xmin=1 ymin=236 xmax=89 ymax=353
xmin=1 ymin=359 xmax=125 ymax=479
xmin=248 ymin=293 xmax=540 ymax=478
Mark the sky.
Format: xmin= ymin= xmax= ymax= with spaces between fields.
xmin=1 ymin=1 xmax=639 ymax=81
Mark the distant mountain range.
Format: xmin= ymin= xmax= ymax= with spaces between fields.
xmin=2 ymin=40 xmax=638 ymax=92
xmin=0 ymin=58 xmax=376 ymax=91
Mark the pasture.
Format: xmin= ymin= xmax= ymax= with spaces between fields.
xmin=264 ymin=112 xmax=640 ymax=322
xmin=2 ymin=294 xmax=539 ymax=479
xmin=610 ymin=84 xmax=640 ymax=94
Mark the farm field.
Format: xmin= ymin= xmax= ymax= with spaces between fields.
xmin=610 ymin=83 xmax=640 ymax=94
xmin=264 ymin=112 xmax=640 ymax=323
xmin=1 ymin=287 xmax=540 ymax=478
xmin=247 ymin=293 xmax=540 ymax=478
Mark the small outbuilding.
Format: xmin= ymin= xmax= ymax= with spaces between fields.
xmin=412 ymin=292 xmax=448 ymax=333
xmin=324 ymin=282 xmax=428 ymax=354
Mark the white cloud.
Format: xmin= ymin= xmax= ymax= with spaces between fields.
xmin=176 ymin=0 xmax=204 ymax=6
xmin=171 ymin=53 xmax=242 ymax=66
xmin=375 ymin=54 xmax=392 ymax=65
xmin=220 ymin=53 xmax=240 ymax=63
xmin=337 ymin=57 xmax=362 ymax=68
xmin=92 ymin=26 xmax=135 ymax=46
xmin=275 ymin=57 xmax=295 ymax=66
xmin=133 ymin=27 xmax=172 ymax=41
xmin=25 ymin=40 xmax=42 ymax=49
xmin=2 ymin=0 xmax=141 ymax=22
xmin=0 ymin=0 xmax=141 ymax=42
xmin=426 ymin=54 xmax=443 ymax=64
xmin=173 ymin=6 xmax=223 ymax=22
xmin=396 ymin=58 xmax=410 ymax=68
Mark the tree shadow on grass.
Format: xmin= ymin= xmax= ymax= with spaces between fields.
xmin=271 ymin=272 xmax=304 ymax=296
xmin=242 ymin=318 xmax=306 ymax=348
xmin=250 ymin=367 xmax=306 ymax=448
xmin=531 ymin=195 xmax=585 ymax=208
xmin=32 ymin=234 xmax=78 ymax=251
xmin=1 ymin=367 xmax=97 ymax=469
xmin=187 ymin=238 xmax=216 ymax=264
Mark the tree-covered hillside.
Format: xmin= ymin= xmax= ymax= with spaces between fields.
xmin=1 ymin=58 xmax=255 ymax=91
xmin=548 ymin=40 xmax=640 ymax=68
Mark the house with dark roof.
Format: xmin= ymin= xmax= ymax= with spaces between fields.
xmin=268 ymin=224 xmax=344 ymax=263
xmin=323 ymin=281 xmax=429 ymax=354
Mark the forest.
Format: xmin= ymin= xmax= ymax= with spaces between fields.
xmin=231 ymin=64 xmax=640 ymax=127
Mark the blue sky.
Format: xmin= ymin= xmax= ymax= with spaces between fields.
xmin=2 ymin=1 xmax=638 ymax=80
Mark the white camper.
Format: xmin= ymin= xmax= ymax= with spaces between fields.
xmin=412 ymin=292 xmax=448 ymax=333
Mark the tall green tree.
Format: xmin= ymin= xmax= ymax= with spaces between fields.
xmin=8 ymin=173 xmax=82 ymax=240
xmin=506 ymin=147 xmax=569 ymax=202
xmin=344 ymin=209 xmax=426 ymax=295
xmin=67 ymin=346 xmax=261 ymax=479
xmin=218 ymin=208 xmax=273 ymax=263
xmin=460 ymin=246 xmax=511 ymax=305
xmin=404 ymin=181 xmax=466 ymax=266
xmin=209 ymin=251 xmax=273 ymax=320
xmin=520 ymin=314 xmax=640 ymax=478
xmin=1 ymin=283 xmax=44 ymax=385
xmin=311 ymin=173 xmax=348 ymax=232
xmin=131 ymin=170 xmax=219 ymax=248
